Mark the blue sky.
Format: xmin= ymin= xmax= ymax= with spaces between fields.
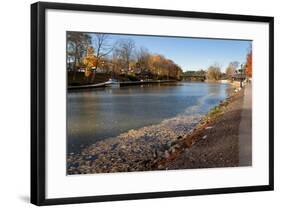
xmin=90 ymin=33 xmax=251 ymax=72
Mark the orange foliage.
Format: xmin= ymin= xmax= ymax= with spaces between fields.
xmin=83 ymin=47 xmax=97 ymax=77
xmin=245 ymin=50 xmax=252 ymax=77
xmin=150 ymin=55 xmax=161 ymax=64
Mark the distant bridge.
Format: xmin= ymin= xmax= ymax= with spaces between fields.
xmin=180 ymin=74 xmax=206 ymax=81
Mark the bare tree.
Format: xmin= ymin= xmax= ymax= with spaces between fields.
xmin=116 ymin=39 xmax=136 ymax=72
xmin=225 ymin=61 xmax=239 ymax=79
xmin=136 ymin=47 xmax=151 ymax=72
xmin=111 ymin=50 xmax=121 ymax=78
xmin=207 ymin=64 xmax=221 ymax=80
xmin=91 ymin=34 xmax=115 ymax=81
xmin=67 ymin=32 xmax=91 ymax=80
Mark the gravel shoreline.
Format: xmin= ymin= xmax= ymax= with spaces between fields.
xmin=67 ymin=86 xmax=244 ymax=174
xmin=67 ymin=113 xmax=201 ymax=174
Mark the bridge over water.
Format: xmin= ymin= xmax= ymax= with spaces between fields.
xmin=180 ymin=74 xmax=206 ymax=81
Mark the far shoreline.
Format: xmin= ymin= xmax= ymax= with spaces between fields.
xmin=67 ymin=79 xmax=237 ymax=91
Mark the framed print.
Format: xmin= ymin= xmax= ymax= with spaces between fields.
xmin=31 ymin=1 xmax=274 ymax=206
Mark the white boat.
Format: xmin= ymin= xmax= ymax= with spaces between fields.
xmin=105 ymin=78 xmax=120 ymax=88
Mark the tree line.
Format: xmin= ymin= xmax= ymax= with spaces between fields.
xmin=183 ymin=46 xmax=252 ymax=81
xmin=67 ymin=32 xmax=183 ymax=82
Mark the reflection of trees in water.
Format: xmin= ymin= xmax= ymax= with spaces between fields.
xmin=67 ymin=92 xmax=101 ymax=140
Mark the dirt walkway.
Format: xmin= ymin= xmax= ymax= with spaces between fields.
xmin=239 ymin=84 xmax=252 ymax=166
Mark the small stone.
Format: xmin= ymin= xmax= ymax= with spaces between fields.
xmin=158 ymin=164 xmax=164 ymax=169
xmin=153 ymin=150 xmax=157 ymax=158
xmin=171 ymin=148 xmax=177 ymax=153
xmin=111 ymin=143 xmax=118 ymax=150
xmin=164 ymin=150 xmax=170 ymax=158
xmin=202 ymin=135 xmax=207 ymax=140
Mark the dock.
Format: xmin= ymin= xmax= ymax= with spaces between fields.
xmin=68 ymin=82 xmax=107 ymax=90
xmin=68 ymin=80 xmax=176 ymax=90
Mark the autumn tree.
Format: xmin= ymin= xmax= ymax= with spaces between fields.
xmin=68 ymin=33 xmax=184 ymax=82
xmin=207 ymin=64 xmax=221 ymax=80
xmin=149 ymin=54 xmax=163 ymax=78
xmin=172 ymin=64 xmax=183 ymax=80
xmin=136 ymin=47 xmax=151 ymax=72
xmin=99 ymin=57 xmax=112 ymax=74
xmin=245 ymin=49 xmax=252 ymax=77
xmin=147 ymin=54 xmax=183 ymax=80
xmin=163 ymin=59 xmax=172 ymax=79
xmin=83 ymin=47 xmax=97 ymax=79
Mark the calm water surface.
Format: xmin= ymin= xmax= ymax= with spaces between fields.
xmin=67 ymin=82 xmax=230 ymax=153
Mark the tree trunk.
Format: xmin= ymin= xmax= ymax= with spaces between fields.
xmin=73 ymin=46 xmax=78 ymax=81
xmin=90 ymin=59 xmax=99 ymax=83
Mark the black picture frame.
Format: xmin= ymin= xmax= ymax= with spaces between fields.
xmin=31 ymin=1 xmax=274 ymax=206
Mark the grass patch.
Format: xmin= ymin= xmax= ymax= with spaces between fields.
xmin=207 ymin=106 xmax=223 ymax=117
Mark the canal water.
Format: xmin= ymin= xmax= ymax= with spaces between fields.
xmin=67 ymin=82 xmax=230 ymax=153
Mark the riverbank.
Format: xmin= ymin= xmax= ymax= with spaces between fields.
xmin=67 ymin=84 xmax=247 ymax=174
xmin=68 ymin=80 xmax=177 ymax=90
xmin=156 ymin=86 xmax=247 ymax=170
xmin=68 ymin=71 xmax=179 ymax=87
xmin=67 ymin=110 xmax=202 ymax=174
